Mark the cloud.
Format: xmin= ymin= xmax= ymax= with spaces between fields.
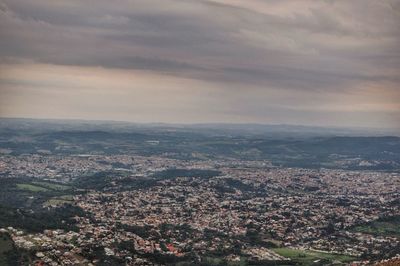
xmin=0 ymin=0 xmax=399 ymax=127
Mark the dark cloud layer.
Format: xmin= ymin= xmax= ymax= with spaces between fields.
xmin=0 ymin=0 xmax=399 ymax=127
xmin=1 ymin=0 xmax=398 ymax=88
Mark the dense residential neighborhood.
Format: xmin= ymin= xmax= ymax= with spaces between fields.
xmin=1 ymin=153 xmax=399 ymax=265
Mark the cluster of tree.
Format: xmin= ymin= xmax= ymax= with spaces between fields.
xmin=0 ymin=232 xmax=33 ymax=266
xmin=224 ymin=178 xmax=254 ymax=192
xmin=73 ymin=171 xmax=126 ymax=190
xmin=80 ymin=244 xmax=125 ymax=266
xmin=159 ymin=223 xmax=199 ymax=242
xmin=0 ymin=204 xmax=86 ymax=233
xmin=117 ymin=223 xmax=153 ymax=239
xmin=152 ymin=169 xmax=221 ymax=180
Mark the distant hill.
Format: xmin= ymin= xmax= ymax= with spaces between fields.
xmin=1 ymin=117 xmax=399 ymax=137
xmin=0 ymin=118 xmax=399 ymax=171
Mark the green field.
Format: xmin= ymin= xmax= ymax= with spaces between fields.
xmin=44 ymin=195 xmax=74 ymax=207
xmin=16 ymin=181 xmax=71 ymax=193
xmin=16 ymin=183 xmax=49 ymax=192
xmin=351 ymin=216 xmax=400 ymax=237
xmin=272 ymin=248 xmax=355 ymax=265
xmin=32 ymin=181 xmax=71 ymax=191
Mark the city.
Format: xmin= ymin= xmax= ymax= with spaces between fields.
xmin=1 ymin=0 xmax=400 ymax=265
xmin=0 ymin=124 xmax=399 ymax=265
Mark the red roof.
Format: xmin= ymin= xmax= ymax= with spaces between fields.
xmin=166 ymin=243 xmax=176 ymax=252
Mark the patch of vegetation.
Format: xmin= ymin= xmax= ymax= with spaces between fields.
xmin=224 ymin=178 xmax=253 ymax=192
xmin=0 ymin=233 xmax=13 ymax=261
xmin=16 ymin=183 xmax=49 ymax=192
xmin=44 ymin=195 xmax=74 ymax=207
xmin=0 ymin=232 xmax=32 ymax=265
xmin=272 ymin=248 xmax=355 ymax=265
xmin=153 ymin=168 xmax=221 ymax=179
xmin=17 ymin=181 xmax=71 ymax=194
xmin=351 ymin=215 xmax=400 ymax=237
xmin=0 ymin=204 xmax=87 ymax=233
xmin=73 ymin=170 xmax=129 ymax=190
xmin=159 ymin=223 xmax=199 ymax=242
xmin=0 ymin=178 xmax=76 ymax=212
xmin=117 ymin=223 xmax=153 ymax=239
xmin=32 ymin=181 xmax=71 ymax=191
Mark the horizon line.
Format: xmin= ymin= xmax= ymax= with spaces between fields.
xmin=1 ymin=116 xmax=399 ymax=132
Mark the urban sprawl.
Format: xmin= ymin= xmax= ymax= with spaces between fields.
xmin=0 ymin=154 xmax=399 ymax=265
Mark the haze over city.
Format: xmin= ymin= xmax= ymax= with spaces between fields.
xmin=0 ymin=0 xmax=399 ymax=128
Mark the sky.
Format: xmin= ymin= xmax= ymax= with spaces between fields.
xmin=0 ymin=0 xmax=399 ymax=128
